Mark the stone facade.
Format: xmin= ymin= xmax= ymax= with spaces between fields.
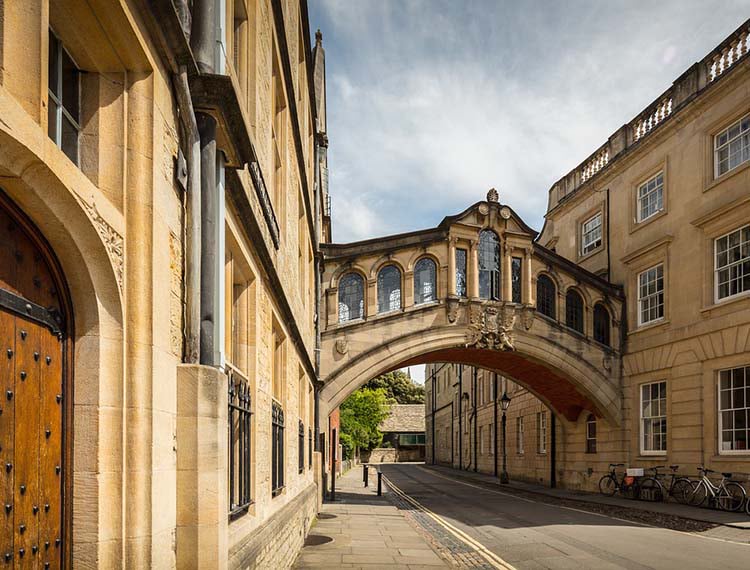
xmin=0 ymin=0 xmax=326 ymax=567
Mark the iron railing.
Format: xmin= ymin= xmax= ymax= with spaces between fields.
xmin=228 ymin=366 xmax=252 ymax=516
xmin=272 ymin=400 xmax=285 ymax=496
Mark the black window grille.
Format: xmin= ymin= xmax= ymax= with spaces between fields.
xmin=586 ymin=414 xmax=597 ymax=453
xmin=479 ymin=230 xmax=501 ymax=300
xmin=298 ymin=420 xmax=305 ymax=474
xmin=308 ymin=427 xmax=313 ymax=469
xmin=536 ymin=275 xmax=556 ymax=319
xmin=414 ymin=258 xmax=437 ymax=304
xmin=565 ymin=290 xmax=584 ymax=334
xmin=593 ymin=303 xmax=611 ymax=346
xmin=455 ymin=249 xmax=467 ymax=297
xmin=228 ymin=368 xmax=253 ymax=515
xmin=271 ymin=401 xmax=285 ymax=496
xmin=377 ymin=265 xmax=402 ymax=313
xmin=511 ymin=257 xmax=522 ymax=303
xmin=338 ymin=272 xmax=364 ymax=322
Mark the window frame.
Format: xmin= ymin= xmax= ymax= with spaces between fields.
xmin=565 ymin=289 xmax=585 ymax=334
xmin=713 ymin=224 xmax=750 ymax=304
xmin=585 ymin=414 xmax=597 ymax=454
xmin=717 ymin=365 xmax=750 ymax=455
xmin=637 ymin=264 xmax=665 ymax=327
xmin=581 ymin=212 xmax=603 ymax=256
xmin=338 ymin=272 xmax=365 ymax=323
xmin=593 ymin=303 xmax=611 ymax=346
xmin=714 ymin=113 xmax=750 ymax=179
xmin=377 ymin=264 xmax=402 ymax=314
xmin=639 ymin=380 xmax=667 ymax=456
xmin=478 ymin=230 xmax=501 ymax=301
xmin=47 ymin=29 xmax=81 ymax=165
xmin=516 ymin=416 xmax=524 ymax=455
xmin=537 ymin=412 xmax=547 ymax=454
xmin=636 ymin=171 xmax=664 ymax=223
xmin=414 ymin=257 xmax=438 ymax=305
xmin=536 ymin=274 xmax=556 ymax=320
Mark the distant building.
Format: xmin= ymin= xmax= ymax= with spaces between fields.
xmin=380 ymin=404 xmax=427 ymax=462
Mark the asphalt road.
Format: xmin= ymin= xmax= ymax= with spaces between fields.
xmin=379 ymin=463 xmax=750 ymax=570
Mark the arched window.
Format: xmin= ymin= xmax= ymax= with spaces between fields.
xmin=338 ymin=272 xmax=364 ymax=322
xmin=479 ymin=230 xmax=501 ymax=300
xmin=377 ymin=265 xmax=402 ymax=313
xmin=586 ymin=414 xmax=597 ymax=453
xmin=536 ymin=275 xmax=556 ymax=319
xmin=565 ymin=289 xmax=584 ymax=333
xmin=414 ymin=258 xmax=437 ymax=305
xmin=593 ymin=303 xmax=611 ymax=346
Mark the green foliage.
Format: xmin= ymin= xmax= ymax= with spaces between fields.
xmin=364 ymin=370 xmax=425 ymax=404
xmin=339 ymin=388 xmax=391 ymax=457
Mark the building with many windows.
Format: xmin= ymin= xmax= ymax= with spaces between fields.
xmin=426 ymin=19 xmax=750 ymax=490
xmin=0 ymin=0 xmax=327 ymax=567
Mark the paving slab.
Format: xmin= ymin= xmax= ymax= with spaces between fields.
xmin=293 ymin=467 xmax=449 ymax=569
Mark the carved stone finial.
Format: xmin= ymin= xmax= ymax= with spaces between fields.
xmin=487 ymin=188 xmax=499 ymax=203
xmin=315 ymin=29 xmax=323 ymax=45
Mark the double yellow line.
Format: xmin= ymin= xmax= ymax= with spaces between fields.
xmin=382 ymin=474 xmax=517 ymax=570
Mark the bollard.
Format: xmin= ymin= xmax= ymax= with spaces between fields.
xmin=363 ymin=464 xmax=369 ymax=487
xmin=377 ymin=471 xmax=383 ymax=496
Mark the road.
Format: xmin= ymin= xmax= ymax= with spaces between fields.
xmin=379 ymin=463 xmax=750 ymax=570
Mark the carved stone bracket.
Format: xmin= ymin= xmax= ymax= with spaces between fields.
xmin=465 ymin=303 xmax=516 ymax=351
xmin=335 ymin=338 xmax=349 ymax=355
xmin=521 ymin=305 xmax=535 ymax=331
xmin=81 ymin=198 xmax=124 ymax=290
xmin=446 ymin=298 xmax=459 ymax=323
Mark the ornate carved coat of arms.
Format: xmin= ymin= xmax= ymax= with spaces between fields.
xmin=335 ymin=338 xmax=349 ymax=355
xmin=465 ymin=305 xmax=516 ymax=351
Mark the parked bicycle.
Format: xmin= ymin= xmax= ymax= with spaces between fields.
xmin=598 ymin=463 xmax=639 ymax=499
xmin=637 ymin=465 xmax=693 ymax=503
xmin=685 ymin=467 xmax=745 ymax=512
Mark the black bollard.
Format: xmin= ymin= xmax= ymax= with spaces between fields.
xmin=377 ymin=471 xmax=383 ymax=496
xmin=363 ymin=464 xmax=369 ymax=487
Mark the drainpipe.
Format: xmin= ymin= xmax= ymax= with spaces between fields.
xmin=431 ymin=369 xmax=436 ymax=465
xmin=190 ymin=0 xmax=216 ymax=74
xmin=458 ymin=364 xmax=462 ymax=471
xmin=450 ymin=401 xmax=454 ymax=466
xmin=493 ymin=372 xmax=498 ymax=477
xmin=173 ymin=66 xmax=201 ymax=364
xmin=473 ymin=367 xmax=478 ymax=472
xmin=550 ymin=412 xmax=557 ymax=488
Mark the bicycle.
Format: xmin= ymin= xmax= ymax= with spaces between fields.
xmin=685 ymin=467 xmax=746 ymax=511
xmin=598 ymin=463 xmax=639 ymax=499
xmin=637 ymin=465 xmax=694 ymax=503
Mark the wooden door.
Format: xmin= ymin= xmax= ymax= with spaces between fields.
xmin=0 ymin=194 xmax=69 ymax=569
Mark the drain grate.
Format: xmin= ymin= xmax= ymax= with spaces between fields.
xmin=304 ymin=534 xmax=334 ymax=547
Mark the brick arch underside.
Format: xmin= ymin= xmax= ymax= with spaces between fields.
xmin=320 ymin=327 xmax=620 ymax=425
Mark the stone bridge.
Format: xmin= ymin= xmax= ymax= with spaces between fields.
xmin=319 ymin=191 xmax=625 ymax=425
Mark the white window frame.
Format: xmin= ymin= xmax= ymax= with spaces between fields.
xmin=516 ymin=416 xmax=524 ymax=455
xmin=581 ymin=213 xmax=602 ymax=255
xmin=717 ymin=366 xmax=750 ymax=455
xmin=586 ymin=415 xmax=597 ymax=454
xmin=714 ymin=224 xmax=750 ymax=303
xmin=714 ymin=113 xmax=750 ymax=179
xmin=637 ymin=264 xmax=664 ymax=326
xmin=537 ymin=412 xmax=547 ymax=454
xmin=637 ymin=171 xmax=664 ymax=222
xmin=640 ymin=380 xmax=667 ymax=456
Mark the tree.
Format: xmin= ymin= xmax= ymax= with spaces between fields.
xmin=339 ymin=388 xmax=391 ymax=459
xmin=364 ymin=370 xmax=425 ymax=404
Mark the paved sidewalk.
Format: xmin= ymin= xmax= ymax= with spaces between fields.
xmin=293 ymin=467 xmax=448 ymax=569
xmin=427 ymin=464 xmax=750 ymax=530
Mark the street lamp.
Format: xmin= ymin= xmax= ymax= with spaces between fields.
xmin=500 ymin=392 xmax=511 ymax=484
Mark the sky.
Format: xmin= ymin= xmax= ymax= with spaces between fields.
xmin=307 ymin=1 xmax=750 ymax=385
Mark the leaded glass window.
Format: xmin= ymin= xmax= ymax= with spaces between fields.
xmin=718 ymin=366 xmax=750 ymax=452
xmin=715 ymin=225 xmax=750 ymax=301
xmin=593 ymin=303 xmax=610 ymax=346
xmin=511 ymin=257 xmax=522 ymax=303
xmin=414 ymin=258 xmax=437 ymax=305
xmin=565 ymin=290 xmax=584 ymax=334
xmin=455 ymin=248 xmax=467 ymax=297
xmin=479 ymin=230 xmax=500 ymax=300
xmin=536 ymin=275 xmax=556 ymax=319
xmin=338 ymin=272 xmax=364 ymax=322
xmin=377 ymin=265 xmax=401 ymax=313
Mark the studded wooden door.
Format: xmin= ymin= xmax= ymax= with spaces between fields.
xmin=0 ymin=193 xmax=69 ymax=569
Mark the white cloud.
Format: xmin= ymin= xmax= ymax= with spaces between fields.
xmin=311 ymin=1 xmax=750 ymax=243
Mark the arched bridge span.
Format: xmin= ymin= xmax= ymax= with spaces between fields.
xmin=319 ymin=193 xmax=625 ymax=424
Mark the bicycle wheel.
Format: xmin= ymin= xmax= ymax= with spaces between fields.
xmin=638 ymin=477 xmax=663 ymax=502
xmin=688 ymin=481 xmax=708 ymax=507
xmin=670 ymin=478 xmax=694 ymax=504
xmin=717 ymin=482 xmax=746 ymax=512
xmin=599 ymin=475 xmax=617 ymax=496
xmin=746 ymin=492 xmax=750 ymax=516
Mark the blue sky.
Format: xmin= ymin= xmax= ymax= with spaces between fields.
xmin=310 ymin=1 xmax=750 ymax=245
xmin=308 ymin=1 xmax=750 ymax=383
